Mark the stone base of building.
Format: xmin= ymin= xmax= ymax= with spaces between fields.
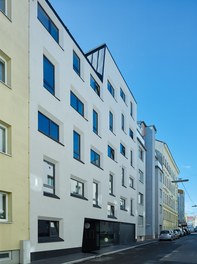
xmin=0 ymin=250 xmax=19 ymax=264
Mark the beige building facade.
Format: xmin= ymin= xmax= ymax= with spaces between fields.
xmin=0 ymin=1 xmax=29 ymax=263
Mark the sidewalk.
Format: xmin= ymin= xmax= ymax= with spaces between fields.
xmin=31 ymin=240 xmax=157 ymax=264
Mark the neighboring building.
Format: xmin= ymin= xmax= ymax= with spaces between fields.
xmin=29 ymin=0 xmax=139 ymax=260
xmin=155 ymin=140 xmax=179 ymax=230
xmin=178 ymin=189 xmax=186 ymax=226
xmin=0 ymin=1 xmax=29 ymax=264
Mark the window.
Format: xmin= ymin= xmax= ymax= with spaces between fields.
xmin=130 ymin=102 xmax=133 ymax=117
xmin=121 ymin=167 xmax=125 ymax=186
xmin=160 ymin=189 xmax=162 ymax=199
xmin=139 ymin=170 xmax=144 ymax=183
xmin=93 ymin=182 xmax=99 ymax=206
xmin=129 ymin=128 xmax=134 ymax=139
xmin=109 ymin=174 xmax=114 ymax=195
xmin=90 ymin=149 xmax=100 ymax=168
xmin=0 ymin=192 xmax=8 ymax=221
xmin=43 ymin=160 xmax=55 ymax=195
xmin=138 ymin=146 xmax=144 ymax=161
xmin=120 ymin=88 xmax=126 ymax=102
xmin=130 ymin=150 xmax=133 ymax=167
xmin=90 ymin=75 xmax=100 ymax=96
xmin=120 ymin=143 xmax=126 ymax=157
xmin=73 ymin=131 xmax=81 ymax=161
xmin=130 ymin=199 xmax=134 ymax=216
xmin=108 ymin=145 xmax=115 ymax=160
xmin=38 ymin=112 xmax=59 ymax=142
xmin=121 ymin=114 xmax=125 ymax=131
xmin=70 ymin=91 xmax=84 ymax=117
xmin=93 ymin=110 xmax=98 ymax=135
xmin=129 ymin=177 xmax=134 ymax=189
xmin=120 ymin=197 xmax=126 ymax=210
xmin=73 ymin=51 xmax=80 ymax=76
xmin=38 ymin=220 xmax=63 ymax=243
xmin=107 ymin=81 xmax=115 ymax=97
xmin=0 ymin=124 xmax=6 ymax=153
xmin=109 ymin=111 xmax=114 ymax=132
xmin=43 ymin=56 xmax=55 ymax=95
xmin=0 ymin=58 xmax=5 ymax=83
xmin=138 ymin=193 xmax=143 ymax=205
xmin=37 ymin=4 xmax=59 ymax=43
xmin=70 ymin=178 xmax=84 ymax=198
xmin=0 ymin=0 xmax=5 ymax=14
xmin=138 ymin=215 xmax=143 ymax=226
xmin=107 ymin=204 xmax=115 ymax=218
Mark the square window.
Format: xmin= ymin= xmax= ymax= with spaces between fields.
xmin=73 ymin=51 xmax=80 ymax=76
xmin=70 ymin=178 xmax=84 ymax=197
xmin=38 ymin=220 xmax=63 ymax=243
xmin=90 ymin=75 xmax=100 ymax=96
xmin=90 ymin=149 xmax=100 ymax=168
xmin=43 ymin=160 xmax=55 ymax=195
xmin=43 ymin=56 xmax=55 ymax=95
xmin=0 ymin=192 xmax=8 ymax=221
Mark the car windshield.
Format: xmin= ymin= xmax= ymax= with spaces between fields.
xmin=161 ymin=230 xmax=169 ymax=234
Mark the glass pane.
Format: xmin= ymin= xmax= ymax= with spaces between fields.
xmin=90 ymin=75 xmax=100 ymax=96
xmin=50 ymin=120 xmax=59 ymax=141
xmin=38 ymin=220 xmax=50 ymax=237
xmin=38 ymin=112 xmax=50 ymax=136
xmin=71 ymin=179 xmax=83 ymax=195
xmin=0 ymin=126 xmax=6 ymax=153
xmin=0 ymin=60 xmax=5 ymax=83
xmin=50 ymin=22 xmax=59 ymax=43
xmin=73 ymin=131 xmax=80 ymax=160
xmin=0 ymin=193 xmax=6 ymax=220
xmin=38 ymin=4 xmax=50 ymax=31
xmin=93 ymin=110 xmax=98 ymax=134
xmin=0 ymin=0 xmax=5 ymax=13
xmin=43 ymin=56 xmax=55 ymax=95
xmin=73 ymin=52 xmax=80 ymax=75
xmin=78 ymin=100 xmax=84 ymax=116
xmin=50 ymin=221 xmax=59 ymax=237
xmin=70 ymin=92 xmax=77 ymax=110
xmin=93 ymin=182 xmax=98 ymax=205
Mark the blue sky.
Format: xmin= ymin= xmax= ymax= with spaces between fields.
xmin=49 ymin=0 xmax=197 ymax=215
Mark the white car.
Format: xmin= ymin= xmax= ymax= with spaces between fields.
xmin=159 ymin=230 xmax=175 ymax=241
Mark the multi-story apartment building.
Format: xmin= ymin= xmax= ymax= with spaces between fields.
xmin=29 ymin=0 xmax=142 ymax=261
xmin=155 ymin=140 xmax=179 ymax=230
xmin=0 ymin=1 xmax=29 ymax=264
xmin=178 ymin=189 xmax=186 ymax=226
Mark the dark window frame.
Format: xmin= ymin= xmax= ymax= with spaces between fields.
xmin=38 ymin=219 xmax=63 ymax=243
xmin=120 ymin=197 xmax=126 ymax=210
xmin=0 ymin=58 xmax=5 ymax=83
xmin=70 ymin=91 xmax=84 ymax=117
xmin=120 ymin=88 xmax=126 ymax=102
xmin=108 ymin=145 xmax=115 ymax=160
xmin=73 ymin=130 xmax=81 ymax=161
xmin=93 ymin=109 xmax=98 ymax=135
xmin=73 ymin=51 xmax=80 ymax=76
xmin=90 ymin=75 xmax=100 ymax=97
xmin=121 ymin=113 xmax=125 ymax=131
xmin=70 ymin=178 xmax=85 ymax=198
xmin=107 ymin=80 xmax=115 ymax=97
xmin=93 ymin=182 xmax=99 ymax=206
xmin=109 ymin=111 xmax=113 ymax=132
xmin=120 ymin=143 xmax=126 ymax=157
xmin=38 ymin=112 xmax=59 ymax=142
xmin=90 ymin=149 xmax=101 ymax=168
xmin=109 ymin=174 xmax=114 ymax=195
xmin=43 ymin=160 xmax=55 ymax=195
xmin=43 ymin=55 xmax=55 ymax=95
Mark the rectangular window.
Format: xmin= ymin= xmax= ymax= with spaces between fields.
xmin=93 ymin=110 xmax=98 ymax=135
xmin=70 ymin=91 xmax=84 ymax=117
xmin=121 ymin=114 xmax=125 ymax=131
xmin=130 ymin=102 xmax=133 ymax=117
xmin=0 ymin=124 xmax=6 ymax=153
xmin=0 ymin=0 xmax=5 ymax=14
xmin=0 ymin=58 xmax=5 ymax=83
xmin=130 ymin=150 xmax=133 ymax=167
xmin=138 ymin=193 xmax=143 ymax=205
xmin=43 ymin=160 xmax=55 ymax=195
xmin=93 ymin=182 xmax=98 ymax=206
xmin=90 ymin=149 xmax=100 ymax=168
xmin=37 ymin=3 xmax=59 ymax=43
xmin=120 ymin=88 xmax=126 ymax=102
xmin=107 ymin=204 xmax=115 ymax=218
xmin=0 ymin=192 xmax=7 ymax=221
xmin=108 ymin=145 xmax=115 ymax=160
xmin=120 ymin=143 xmax=126 ymax=157
xmin=43 ymin=56 xmax=55 ymax=95
xmin=38 ymin=220 xmax=63 ymax=243
xmin=122 ymin=167 xmax=125 ymax=186
xmin=109 ymin=174 xmax=113 ymax=195
xmin=38 ymin=112 xmax=59 ymax=142
xmin=139 ymin=170 xmax=144 ymax=183
xmin=120 ymin=197 xmax=126 ymax=210
xmin=73 ymin=51 xmax=80 ymax=76
xmin=90 ymin=75 xmax=100 ymax=96
xmin=130 ymin=199 xmax=134 ymax=216
xmin=129 ymin=177 xmax=134 ymax=189
xmin=109 ymin=111 xmax=113 ymax=132
xmin=73 ymin=131 xmax=81 ymax=161
xmin=70 ymin=178 xmax=84 ymax=197
xmin=138 ymin=146 xmax=144 ymax=161
xmin=107 ymin=81 xmax=115 ymax=97
xmin=129 ymin=128 xmax=134 ymax=139
xmin=138 ymin=215 xmax=143 ymax=226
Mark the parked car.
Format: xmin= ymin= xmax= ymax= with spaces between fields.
xmin=173 ymin=229 xmax=180 ymax=239
xmin=173 ymin=228 xmax=182 ymax=238
xmin=159 ymin=230 xmax=175 ymax=241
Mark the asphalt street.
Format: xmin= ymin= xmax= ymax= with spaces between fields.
xmin=81 ymin=233 xmax=197 ymax=264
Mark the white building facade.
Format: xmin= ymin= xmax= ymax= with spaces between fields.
xmin=29 ymin=0 xmax=142 ymax=260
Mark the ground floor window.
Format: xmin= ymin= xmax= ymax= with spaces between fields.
xmin=38 ymin=219 xmax=63 ymax=243
xmin=0 ymin=192 xmax=8 ymax=221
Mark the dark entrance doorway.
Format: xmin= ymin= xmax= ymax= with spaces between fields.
xmin=82 ymin=218 xmax=100 ymax=252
